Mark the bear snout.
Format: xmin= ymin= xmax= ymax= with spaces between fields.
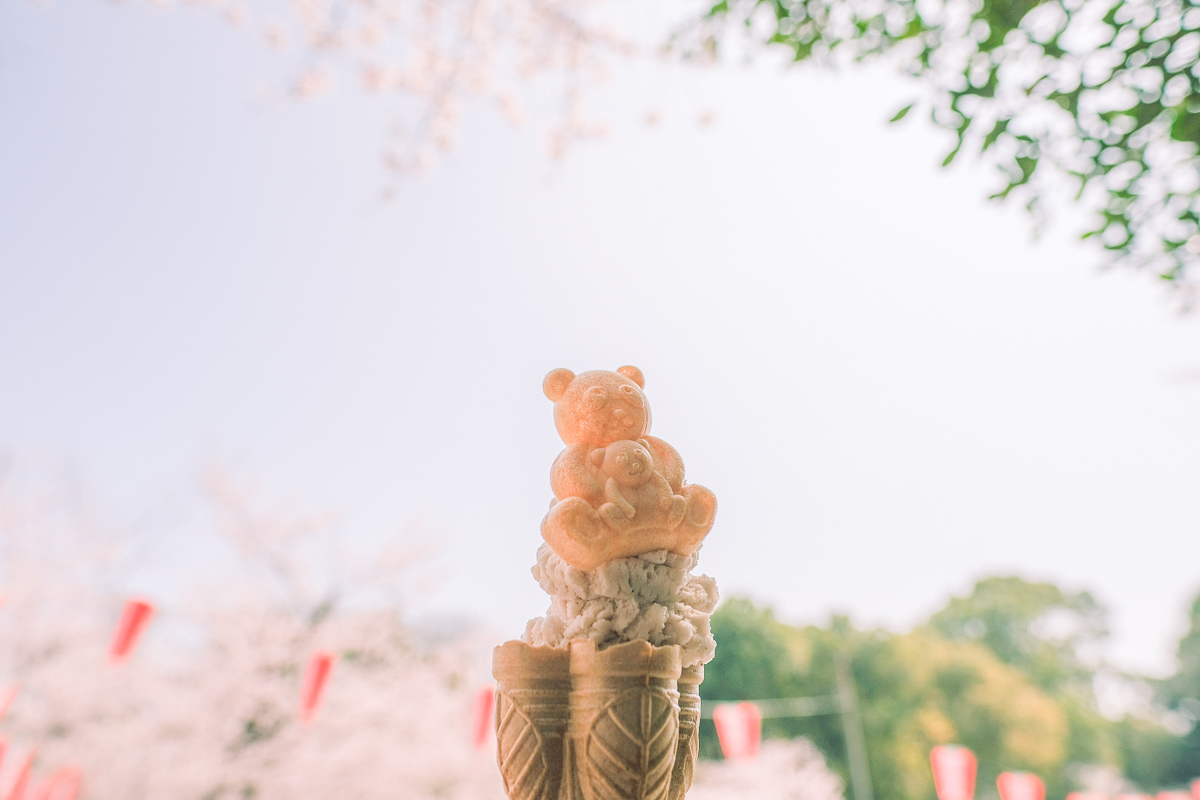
xmin=612 ymin=408 xmax=636 ymax=427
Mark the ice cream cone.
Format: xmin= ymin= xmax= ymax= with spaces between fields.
xmin=566 ymin=639 xmax=682 ymax=800
xmin=493 ymin=641 xmax=572 ymax=800
xmin=668 ymin=664 xmax=703 ymax=800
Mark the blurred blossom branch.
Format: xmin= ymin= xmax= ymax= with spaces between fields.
xmin=202 ymin=466 xmax=437 ymax=618
xmin=203 ymin=467 xmax=338 ymax=610
xmin=155 ymin=0 xmax=651 ymax=176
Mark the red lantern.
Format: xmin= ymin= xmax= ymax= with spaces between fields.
xmin=472 ymin=685 xmax=495 ymax=750
xmin=712 ymin=702 xmax=762 ymax=760
xmin=930 ymin=745 xmax=977 ymax=800
xmin=1192 ymin=780 xmax=1200 ymax=800
xmin=0 ymin=745 xmax=35 ymax=800
xmin=0 ymin=687 xmax=16 ymax=723
xmin=997 ymin=772 xmax=1045 ymax=800
xmin=24 ymin=767 xmax=81 ymax=800
xmin=108 ymin=599 xmax=155 ymax=663
xmin=299 ymin=650 xmax=335 ymax=723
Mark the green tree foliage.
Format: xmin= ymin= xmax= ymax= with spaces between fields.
xmin=688 ymin=0 xmax=1200 ymax=298
xmin=1150 ymin=593 xmax=1200 ymax=784
xmin=1111 ymin=715 xmax=1196 ymax=788
xmin=701 ymin=596 xmax=1072 ymax=800
xmin=928 ymin=576 xmax=1108 ymax=695
xmin=927 ymin=577 xmax=1117 ymax=770
xmin=702 ymin=579 xmax=1200 ymax=800
xmin=1162 ymin=594 xmax=1200 ymax=708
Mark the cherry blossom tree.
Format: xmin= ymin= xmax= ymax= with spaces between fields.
xmin=0 ymin=467 xmax=504 ymax=799
xmin=687 ymin=738 xmax=848 ymax=800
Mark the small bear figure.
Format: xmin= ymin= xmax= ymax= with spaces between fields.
xmin=539 ymin=366 xmax=717 ymax=571
xmin=594 ymin=439 xmax=687 ymax=532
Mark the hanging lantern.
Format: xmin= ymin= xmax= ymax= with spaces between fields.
xmin=472 ymin=685 xmax=496 ymax=750
xmin=0 ymin=687 xmax=16 ymax=723
xmin=108 ymin=599 xmax=155 ymax=663
xmin=1191 ymin=780 xmax=1200 ymax=800
xmin=930 ymin=745 xmax=977 ymax=800
xmin=0 ymin=745 xmax=35 ymax=800
xmin=712 ymin=702 xmax=762 ymax=760
xmin=299 ymin=650 xmax=335 ymax=723
xmin=26 ymin=767 xmax=81 ymax=800
xmin=997 ymin=772 xmax=1045 ymax=800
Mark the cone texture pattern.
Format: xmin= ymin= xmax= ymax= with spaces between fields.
xmin=494 ymin=642 xmax=572 ymax=800
xmin=494 ymin=640 xmax=699 ymax=800
xmin=580 ymin=686 xmax=677 ymax=800
xmin=668 ymin=665 xmax=703 ymax=800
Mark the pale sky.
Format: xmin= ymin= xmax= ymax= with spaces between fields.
xmin=1 ymin=0 xmax=1198 ymax=680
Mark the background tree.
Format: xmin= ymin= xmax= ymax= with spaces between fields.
xmin=703 ymin=577 xmax=1200 ymax=800
xmin=927 ymin=576 xmax=1108 ymax=694
xmin=1147 ymin=593 xmax=1200 ymax=785
xmin=927 ymin=576 xmax=1117 ymax=771
xmin=701 ymin=596 xmax=1073 ymax=800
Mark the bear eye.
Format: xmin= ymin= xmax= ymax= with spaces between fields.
xmin=618 ymin=385 xmax=644 ymax=407
xmin=585 ymin=386 xmax=608 ymax=408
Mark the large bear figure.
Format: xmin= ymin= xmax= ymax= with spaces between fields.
xmin=540 ymin=366 xmax=717 ymax=570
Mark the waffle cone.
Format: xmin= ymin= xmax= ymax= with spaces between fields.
xmin=668 ymin=664 xmax=703 ymax=800
xmin=565 ymin=640 xmax=682 ymax=800
xmin=493 ymin=641 xmax=571 ymax=800
xmin=494 ymin=640 xmax=702 ymax=800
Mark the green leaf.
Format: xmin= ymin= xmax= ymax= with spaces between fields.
xmin=942 ymin=146 xmax=961 ymax=166
xmin=981 ymin=118 xmax=1010 ymax=151
xmin=1048 ymin=89 xmax=1080 ymax=113
xmin=1170 ymin=107 xmax=1200 ymax=144
xmin=1016 ymin=155 xmax=1038 ymax=183
xmin=1133 ymin=101 xmax=1164 ymax=129
xmin=889 ymin=102 xmax=916 ymax=122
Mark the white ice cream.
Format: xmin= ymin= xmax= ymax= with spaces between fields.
xmin=522 ymin=543 xmax=719 ymax=668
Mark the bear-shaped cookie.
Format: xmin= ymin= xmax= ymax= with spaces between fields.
xmin=596 ymin=438 xmax=688 ymax=532
xmin=540 ymin=366 xmax=717 ymax=571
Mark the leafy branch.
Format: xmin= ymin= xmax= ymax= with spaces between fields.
xmin=682 ymin=0 xmax=1200 ymax=304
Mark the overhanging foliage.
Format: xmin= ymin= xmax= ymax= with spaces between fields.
xmin=686 ymin=0 xmax=1200 ymax=301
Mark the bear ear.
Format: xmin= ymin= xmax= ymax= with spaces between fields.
xmin=543 ymin=368 xmax=575 ymax=402
xmin=617 ymin=365 xmax=645 ymax=388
